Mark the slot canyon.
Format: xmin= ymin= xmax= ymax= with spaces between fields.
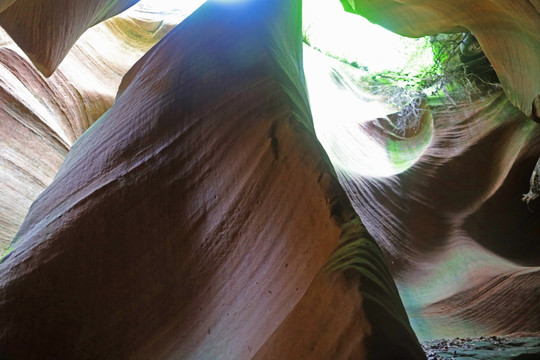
xmin=0 ymin=0 xmax=538 ymax=359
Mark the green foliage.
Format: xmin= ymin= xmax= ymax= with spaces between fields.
xmin=362 ymin=33 xmax=500 ymax=105
xmin=304 ymin=29 xmax=500 ymax=133
xmin=357 ymin=33 xmax=499 ymax=131
xmin=361 ymin=36 xmax=452 ymax=99
xmin=302 ymin=25 xmax=312 ymax=47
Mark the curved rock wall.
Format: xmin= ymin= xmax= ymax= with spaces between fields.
xmin=349 ymin=100 xmax=540 ymax=339
xmin=0 ymin=0 xmax=141 ymax=75
xmin=0 ymin=0 xmax=424 ymax=359
xmin=1 ymin=0 xmax=538 ymax=356
xmin=307 ymin=51 xmax=540 ymax=339
xmin=0 ymin=10 xmax=180 ymax=252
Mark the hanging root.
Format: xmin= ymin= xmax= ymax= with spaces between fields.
xmin=522 ymin=157 xmax=540 ymax=210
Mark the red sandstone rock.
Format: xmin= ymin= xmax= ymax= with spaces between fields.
xmin=0 ymin=0 xmax=14 ymax=13
xmin=301 ymin=34 xmax=539 ymax=339
xmin=0 ymin=0 xmax=141 ymax=76
xmin=1 ymin=0 xmax=538 ymax=355
xmin=425 ymin=268 xmax=540 ymax=335
xmin=0 ymin=12 xmax=176 ymax=251
xmin=328 ymin=87 xmax=540 ymax=338
xmin=0 ymin=1 xmax=423 ymax=359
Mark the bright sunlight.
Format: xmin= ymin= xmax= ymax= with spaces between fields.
xmin=129 ymin=0 xmax=439 ymax=177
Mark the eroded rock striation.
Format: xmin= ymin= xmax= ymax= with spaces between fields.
xmin=0 ymin=0 xmax=538 ymax=358
xmin=0 ymin=0 xmax=141 ymax=76
xmin=0 ymin=10 xmax=178 ymax=251
xmin=341 ymin=95 xmax=540 ymax=339
xmin=0 ymin=0 xmax=424 ymax=359
xmin=306 ymin=49 xmax=540 ymax=339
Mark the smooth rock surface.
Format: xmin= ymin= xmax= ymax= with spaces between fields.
xmin=307 ymin=51 xmax=540 ymax=339
xmin=0 ymin=10 xmax=177 ymax=252
xmin=0 ymin=0 xmax=141 ymax=75
xmin=1 ymin=0 xmax=538 ymax=356
xmin=0 ymin=1 xmax=423 ymax=359
xmin=0 ymin=0 xmax=14 ymax=13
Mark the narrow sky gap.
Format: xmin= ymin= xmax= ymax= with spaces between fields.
xmin=135 ymin=0 xmax=434 ymax=74
xmin=132 ymin=0 xmax=436 ymax=177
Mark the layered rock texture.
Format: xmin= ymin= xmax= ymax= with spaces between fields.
xmin=0 ymin=6 xmax=181 ymax=252
xmin=0 ymin=0 xmax=424 ymax=359
xmin=0 ymin=0 xmax=141 ymax=75
xmin=304 ymin=44 xmax=539 ymax=340
xmin=0 ymin=0 xmax=539 ymax=358
xmin=333 ymin=0 xmax=540 ymax=340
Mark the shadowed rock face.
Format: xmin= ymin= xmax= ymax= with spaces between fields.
xmin=303 ymin=42 xmax=539 ymax=340
xmin=0 ymin=12 xmax=178 ymax=251
xmin=0 ymin=0 xmax=424 ymax=359
xmin=0 ymin=0 xmax=538 ymax=357
xmin=337 ymin=96 xmax=540 ymax=339
xmin=0 ymin=0 xmax=141 ymax=75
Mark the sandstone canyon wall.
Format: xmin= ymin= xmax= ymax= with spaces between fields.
xmin=0 ymin=0 xmax=141 ymax=76
xmin=0 ymin=0 xmax=425 ymax=359
xmin=302 ymin=40 xmax=539 ymax=340
xmin=0 ymin=7 xmax=180 ymax=252
xmin=331 ymin=0 xmax=540 ymax=340
xmin=0 ymin=0 xmax=538 ymax=358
